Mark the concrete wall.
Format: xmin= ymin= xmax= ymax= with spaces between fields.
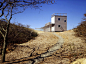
xmin=44 ymin=26 xmax=51 ymax=32
xmin=43 ymin=14 xmax=67 ymax=32
xmin=51 ymin=16 xmax=55 ymax=24
xmin=55 ymin=16 xmax=67 ymax=31
xmin=51 ymin=26 xmax=55 ymax=32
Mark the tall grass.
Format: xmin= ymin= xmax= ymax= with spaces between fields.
xmin=0 ymin=20 xmax=38 ymax=53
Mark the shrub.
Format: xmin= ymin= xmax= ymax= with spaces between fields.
xmin=73 ymin=21 xmax=86 ymax=42
xmin=0 ymin=20 xmax=38 ymax=53
xmin=73 ymin=21 xmax=86 ymax=37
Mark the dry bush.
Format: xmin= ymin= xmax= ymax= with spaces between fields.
xmin=0 ymin=20 xmax=38 ymax=54
xmin=73 ymin=21 xmax=86 ymax=42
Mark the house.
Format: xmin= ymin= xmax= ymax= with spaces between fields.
xmin=41 ymin=13 xmax=67 ymax=32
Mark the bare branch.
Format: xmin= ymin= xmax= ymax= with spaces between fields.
xmin=0 ymin=30 xmax=4 ymax=37
xmin=0 ymin=4 xmax=9 ymax=17
xmin=0 ymin=0 xmax=55 ymax=18
xmin=12 ymin=8 xmax=25 ymax=15
xmin=9 ymin=4 xmax=13 ymax=21
xmin=0 ymin=27 xmax=6 ymax=32
xmin=5 ymin=7 xmax=10 ymax=18
xmin=0 ymin=27 xmax=3 ymax=30
xmin=0 ymin=0 xmax=7 ymax=8
xmin=0 ymin=2 xmax=3 ymax=8
xmin=3 ymin=14 xmax=9 ymax=22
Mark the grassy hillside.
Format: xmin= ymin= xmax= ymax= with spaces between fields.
xmin=0 ymin=20 xmax=38 ymax=54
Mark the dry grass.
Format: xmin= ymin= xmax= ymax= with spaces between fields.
xmin=0 ymin=32 xmax=58 ymax=64
xmin=1 ymin=29 xmax=86 ymax=64
xmin=34 ymin=30 xmax=44 ymax=34
xmin=39 ymin=30 xmax=86 ymax=64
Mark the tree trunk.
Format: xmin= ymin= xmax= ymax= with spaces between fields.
xmin=1 ymin=37 xmax=7 ymax=62
xmin=1 ymin=22 xmax=10 ymax=63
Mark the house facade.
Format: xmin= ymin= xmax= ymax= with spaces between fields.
xmin=41 ymin=13 xmax=67 ymax=32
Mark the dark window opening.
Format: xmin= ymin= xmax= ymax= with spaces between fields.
xmin=52 ymin=24 xmax=55 ymax=27
xmin=64 ymin=20 xmax=66 ymax=22
xmin=58 ymin=25 xmax=60 ymax=27
xmin=58 ymin=18 xmax=60 ymax=20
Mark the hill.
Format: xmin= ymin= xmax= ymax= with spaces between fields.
xmin=0 ymin=20 xmax=86 ymax=64
xmin=0 ymin=20 xmax=38 ymax=54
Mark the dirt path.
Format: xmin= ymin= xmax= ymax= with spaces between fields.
xmin=0 ymin=32 xmax=59 ymax=64
xmin=2 ymin=30 xmax=85 ymax=64
xmin=38 ymin=30 xmax=86 ymax=64
xmin=25 ymin=33 xmax=64 ymax=64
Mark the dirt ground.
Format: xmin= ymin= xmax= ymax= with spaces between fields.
xmin=0 ymin=32 xmax=58 ymax=64
xmin=39 ymin=30 xmax=86 ymax=64
xmin=0 ymin=30 xmax=86 ymax=64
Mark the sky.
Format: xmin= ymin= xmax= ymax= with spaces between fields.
xmin=10 ymin=0 xmax=86 ymax=31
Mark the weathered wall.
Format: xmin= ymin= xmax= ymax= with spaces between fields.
xmin=43 ymin=14 xmax=67 ymax=32
xmin=55 ymin=16 xmax=67 ymax=31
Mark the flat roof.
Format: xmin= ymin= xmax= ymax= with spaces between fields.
xmin=51 ymin=13 xmax=67 ymax=17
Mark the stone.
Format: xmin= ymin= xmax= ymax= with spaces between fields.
xmin=71 ymin=58 xmax=86 ymax=64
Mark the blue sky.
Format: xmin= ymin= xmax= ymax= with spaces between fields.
xmin=11 ymin=0 xmax=86 ymax=30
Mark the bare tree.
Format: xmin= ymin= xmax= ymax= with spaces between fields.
xmin=0 ymin=0 xmax=55 ymax=63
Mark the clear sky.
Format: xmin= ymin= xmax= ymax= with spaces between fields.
xmin=11 ymin=0 xmax=86 ymax=30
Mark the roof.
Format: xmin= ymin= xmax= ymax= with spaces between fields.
xmin=41 ymin=24 xmax=55 ymax=29
xmin=51 ymin=13 xmax=67 ymax=17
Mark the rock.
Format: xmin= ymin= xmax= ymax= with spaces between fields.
xmin=82 ymin=59 xmax=86 ymax=64
xmin=71 ymin=58 xmax=86 ymax=64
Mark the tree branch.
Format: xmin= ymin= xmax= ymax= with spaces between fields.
xmin=5 ymin=7 xmax=10 ymax=18
xmin=0 ymin=3 xmax=9 ymax=17
xmin=0 ymin=27 xmax=6 ymax=32
xmin=0 ymin=0 xmax=55 ymax=18
xmin=0 ymin=30 xmax=5 ymax=37
xmin=0 ymin=2 xmax=3 ymax=8
xmin=9 ymin=4 xmax=13 ymax=21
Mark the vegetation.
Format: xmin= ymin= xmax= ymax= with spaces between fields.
xmin=0 ymin=0 xmax=55 ymax=62
xmin=0 ymin=20 xmax=38 ymax=54
xmin=73 ymin=14 xmax=86 ymax=42
xmin=73 ymin=21 xmax=86 ymax=37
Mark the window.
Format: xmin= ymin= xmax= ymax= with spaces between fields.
xmin=58 ymin=18 xmax=60 ymax=20
xmin=58 ymin=25 xmax=60 ymax=27
xmin=52 ymin=24 xmax=55 ymax=27
xmin=64 ymin=20 xmax=66 ymax=22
